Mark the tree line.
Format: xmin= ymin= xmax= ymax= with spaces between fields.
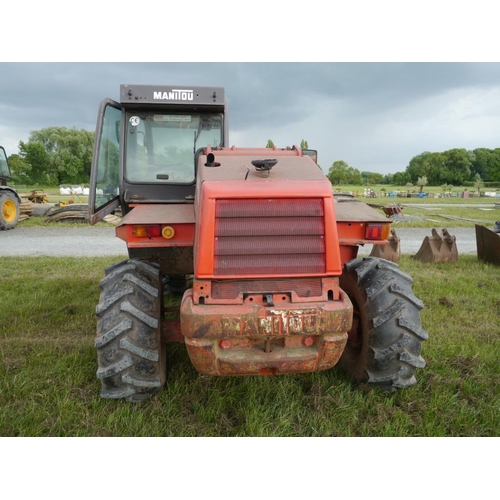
xmin=326 ymin=160 xmax=385 ymax=186
xmin=8 ymin=128 xmax=500 ymax=189
xmin=328 ymin=148 xmax=500 ymax=188
xmin=391 ymin=148 xmax=500 ymax=186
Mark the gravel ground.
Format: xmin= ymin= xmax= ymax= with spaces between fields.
xmin=0 ymin=226 xmax=127 ymax=257
xmin=0 ymin=225 xmax=479 ymax=257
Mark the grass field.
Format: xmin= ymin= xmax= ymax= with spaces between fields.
xmin=1 ymin=254 xmax=499 ymax=437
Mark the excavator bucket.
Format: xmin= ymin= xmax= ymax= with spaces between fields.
xmin=369 ymin=227 xmax=401 ymax=262
xmin=475 ymin=224 xmax=500 ymax=266
xmin=412 ymin=228 xmax=458 ymax=263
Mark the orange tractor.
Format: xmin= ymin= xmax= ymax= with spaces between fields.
xmin=89 ymin=84 xmax=428 ymax=402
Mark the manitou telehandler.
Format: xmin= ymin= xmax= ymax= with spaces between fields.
xmin=89 ymin=84 xmax=428 ymax=402
xmin=0 ymin=146 xmax=21 ymax=230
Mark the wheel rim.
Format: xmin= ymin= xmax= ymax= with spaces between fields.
xmin=2 ymin=199 xmax=17 ymax=222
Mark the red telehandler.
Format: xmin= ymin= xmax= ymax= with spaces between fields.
xmin=89 ymin=84 xmax=427 ymax=401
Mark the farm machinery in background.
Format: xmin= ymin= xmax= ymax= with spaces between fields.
xmin=368 ymin=201 xmax=459 ymax=263
xmin=0 ymin=146 xmax=22 ymax=230
xmin=0 ymin=145 xmax=65 ymax=226
xmin=476 ymin=222 xmax=500 ymax=266
xmin=88 ymin=84 xmax=428 ymax=402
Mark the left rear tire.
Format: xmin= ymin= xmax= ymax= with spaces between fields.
xmin=95 ymin=259 xmax=166 ymax=402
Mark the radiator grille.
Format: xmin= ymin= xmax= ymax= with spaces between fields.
xmin=214 ymin=198 xmax=326 ymax=276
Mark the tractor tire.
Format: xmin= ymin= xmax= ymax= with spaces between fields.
xmin=95 ymin=259 xmax=166 ymax=402
xmin=339 ymin=257 xmax=428 ymax=391
xmin=0 ymin=191 xmax=20 ymax=230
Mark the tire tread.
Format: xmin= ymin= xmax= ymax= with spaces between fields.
xmin=95 ymin=259 xmax=165 ymax=402
xmin=339 ymin=257 xmax=428 ymax=390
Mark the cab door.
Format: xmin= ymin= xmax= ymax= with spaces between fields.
xmin=89 ymin=99 xmax=123 ymax=225
xmin=0 ymin=146 xmax=12 ymax=182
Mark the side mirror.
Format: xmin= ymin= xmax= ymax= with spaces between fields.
xmin=303 ymin=149 xmax=318 ymax=164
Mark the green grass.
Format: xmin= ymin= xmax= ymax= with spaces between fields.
xmin=17 ymin=217 xmax=110 ymax=228
xmin=331 ymin=183 xmax=500 ymax=228
xmin=380 ymin=204 xmax=499 ymax=228
xmin=1 ymin=255 xmax=499 ymax=437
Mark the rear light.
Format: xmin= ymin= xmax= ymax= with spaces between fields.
xmin=133 ymin=225 xmax=162 ymax=238
xmin=365 ymin=224 xmax=391 ymax=241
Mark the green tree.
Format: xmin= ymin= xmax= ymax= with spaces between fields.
xmin=381 ymin=173 xmax=394 ymax=185
xmin=361 ymin=171 xmax=384 ymax=185
xmin=470 ymin=148 xmax=490 ymax=180
xmin=490 ymin=149 xmax=500 ymax=181
xmin=471 ymin=148 xmax=500 ymax=182
xmin=7 ymin=153 xmax=32 ymax=184
xmin=266 ymin=139 xmax=275 ymax=148
xmin=473 ymin=173 xmax=484 ymax=195
xmin=300 ymin=139 xmax=309 ymax=149
xmin=27 ymin=127 xmax=95 ymax=184
xmin=405 ymin=149 xmax=478 ymax=186
xmin=327 ymin=160 xmax=348 ymax=185
xmin=18 ymin=141 xmax=52 ymax=184
xmin=327 ymin=160 xmax=363 ymax=185
xmin=417 ymin=175 xmax=428 ymax=193
xmin=392 ymin=171 xmax=411 ymax=186
xmin=347 ymin=167 xmax=363 ymax=185
xmin=406 ymin=152 xmax=430 ymax=182
xmin=406 ymin=151 xmax=445 ymax=185
xmin=441 ymin=148 xmax=472 ymax=185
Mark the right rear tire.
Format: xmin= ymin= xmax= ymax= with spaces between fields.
xmin=95 ymin=259 xmax=166 ymax=402
xmin=339 ymin=257 xmax=428 ymax=391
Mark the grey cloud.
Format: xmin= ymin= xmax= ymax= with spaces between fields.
xmin=1 ymin=62 xmax=500 ymax=174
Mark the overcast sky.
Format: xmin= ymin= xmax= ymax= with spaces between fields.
xmin=2 ymin=62 xmax=500 ymax=176
xmin=2 ymin=1 xmax=499 ymax=177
